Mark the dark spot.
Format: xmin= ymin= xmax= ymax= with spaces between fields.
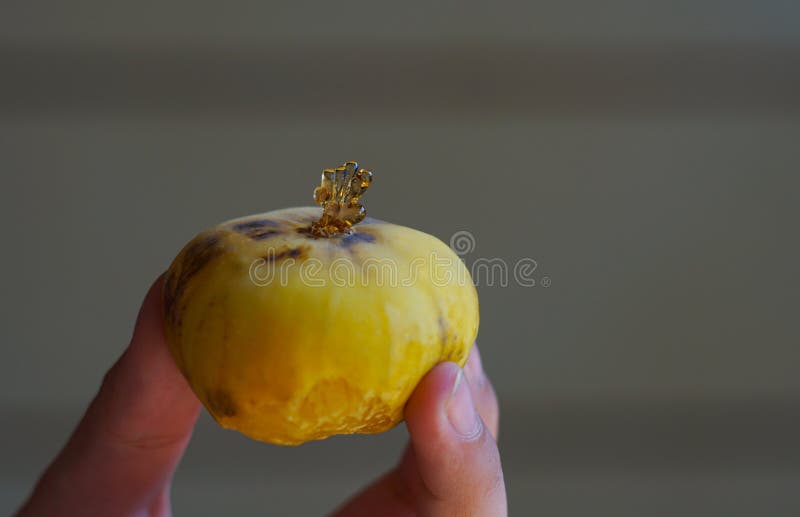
xmin=296 ymin=226 xmax=379 ymax=245
xmin=163 ymin=233 xmax=223 ymax=330
xmin=340 ymin=231 xmax=376 ymax=247
xmin=446 ymin=348 xmax=464 ymax=363
xmin=438 ymin=316 xmax=448 ymax=338
xmin=232 ymin=219 xmax=283 ymax=240
xmin=207 ymin=389 xmax=237 ymax=417
xmin=437 ymin=316 xmax=449 ymax=355
xmin=250 ymin=229 xmax=282 ymax=240
xmin=264 ymin=245 xmax=309 ymax=263
xmin=232 ymin=219 xmax=279 ymax=231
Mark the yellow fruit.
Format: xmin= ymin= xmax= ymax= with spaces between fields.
xmin=162 ymin=163 xmax=479 ymax=445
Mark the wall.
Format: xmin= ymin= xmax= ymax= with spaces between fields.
xmin=1 ymin=1 xmax=799 ymax=515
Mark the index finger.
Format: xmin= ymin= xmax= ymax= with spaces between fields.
xmin=18 ymin=276 xmax=201 ymax=517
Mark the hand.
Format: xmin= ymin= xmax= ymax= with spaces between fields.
xmin=18 ymin=277 xmax=506 ymax=517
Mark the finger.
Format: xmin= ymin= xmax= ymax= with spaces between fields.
xmin=18 ymin=276 xmax=201 ymax=517
xmin=403 ymin=362 xmax=507 ymax=516
xmin=331 ymin=360 xmax=506 ymax=517
xmin=328 ymin=468 xmax=416 ymax=517
xmin=463 ymin=345 xmax=500 ymax=439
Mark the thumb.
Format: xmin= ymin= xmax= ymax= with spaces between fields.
xmin=403 ymin=362 xmax=507 ymax=517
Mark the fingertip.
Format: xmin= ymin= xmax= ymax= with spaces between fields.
xmin=464 ymin=344 xmax=484 ymax=388
xmin=129 ymin=274 xmax=167 ymax=352
xmin=120 ymin=273 xmax=192 ymax=400
xmin=402 ymin=362 xmax=507 ymax=514
xmin=445 ymin=368 xmax=483 ymax=441
xmin=405 ymin=361 xmax=484 ymax=443
xmin=405 ymin=362 xmax=460 ymax=426
xmin=464 ymin=345 xmax=500 ymax=440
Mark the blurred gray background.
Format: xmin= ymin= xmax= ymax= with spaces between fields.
xmin=1 ymin=1 xmax=799 ymax=515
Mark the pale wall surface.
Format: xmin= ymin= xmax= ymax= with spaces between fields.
xmin=1 ymin=1 xmax=799 ymax=515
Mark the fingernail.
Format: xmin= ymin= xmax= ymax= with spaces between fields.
xmin=465 ymin=347 xmax=485 ymax=389
xmin=446 ymin=368 xmax=482 ymax=440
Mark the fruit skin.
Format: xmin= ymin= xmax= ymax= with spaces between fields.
xmin=163 ymin=207 xmax=479 ymax=445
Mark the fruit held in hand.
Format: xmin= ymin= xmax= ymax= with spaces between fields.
xmin=162 ymin=162 xmax=479 ymax=445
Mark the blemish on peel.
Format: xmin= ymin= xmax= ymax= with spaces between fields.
xmin=263 ymin=245 xmax=310 ymax=263
xmin=164 ymin=233 xmax=223 ymax=329
xmin=207 ymin=389 xmax=237 ymax=417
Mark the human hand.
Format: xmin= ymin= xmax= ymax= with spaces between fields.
xmin=18 ymin=277 xmax=506 ymax=516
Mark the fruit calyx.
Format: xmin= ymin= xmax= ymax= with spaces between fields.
xmin=311 ymin=161 xmax=373 ymax=238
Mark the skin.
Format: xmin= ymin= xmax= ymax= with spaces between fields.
xmin=17 ymin=276 xmax=506 ymax=517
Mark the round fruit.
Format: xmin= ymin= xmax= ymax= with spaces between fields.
xmin=162 ymin=162 xmax=479 ymax=445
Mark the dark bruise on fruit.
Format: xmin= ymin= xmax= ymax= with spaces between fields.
xmin=249 ymin=229 xmax=282 ymax=240
xmin=231 ymin=219 xmax=283 ymax=240
xmin=437 ymin=316 xmax=449 ymax=357
xmin=436 ymin=315 xmax=463 ymax=362
xmin=232 ymin=219 xmax=279 ymax=231
xmin=207 ymin=389 xmax=237 ymax=417
xmin=340 ymin=231 xmax=376 ymax=247
xmin=264 ymin=245 xmax=310 ymax=263
xmin=163 ymin=232 xmax=223 ymax=331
